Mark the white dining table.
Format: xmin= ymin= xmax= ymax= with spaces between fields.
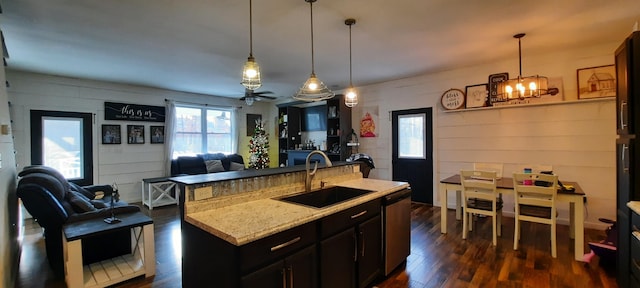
xmin=438 ymin=174 xmax=587 ymax=262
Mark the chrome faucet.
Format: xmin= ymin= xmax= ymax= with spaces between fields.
xmin=305 ymin=150 xmax=333 ymax=192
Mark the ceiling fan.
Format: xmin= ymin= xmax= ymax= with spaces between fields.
xmin=239 ymin=88 xmax=276 ymax=106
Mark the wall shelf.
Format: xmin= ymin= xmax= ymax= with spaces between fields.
xmin=442 ymin=97 xmax=614 ymax=113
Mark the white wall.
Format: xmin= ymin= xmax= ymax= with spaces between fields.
xmin=7 ymin=71 xmax=275 ymax=204
xmin=351 ymin=41 xmax=619 ymax=229
xmin=0 ymin=34 xmax=19 ymax=288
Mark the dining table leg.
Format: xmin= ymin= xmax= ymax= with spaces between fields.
xmin=439 ymin=182 xmax=448 ymax=234
xmin=455 ymin=190 xmax=462 ymax=220
xmin=573 ymin=200 xmax=585 ymax=261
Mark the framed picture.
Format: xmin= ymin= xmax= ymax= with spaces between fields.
xmin=127 ymin=125 xmax=145 ymax=144
xmin=101 ymin=124 xmax=121 ymax=144
xmin=465 ymin=84 xmax=488 ymax=108
xmin=577 ymin=64 xmax=616 ymax=99
xmin=247 ymin=114 xmax=262 ymax=136
xmin=150 ymin=125 xmax=164 ymax=144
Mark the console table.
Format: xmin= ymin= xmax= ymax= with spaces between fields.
xmin=62 ymin=212 xmax=155 ymax=288
xmin=142 ymin=176 xmax=178 ymax=209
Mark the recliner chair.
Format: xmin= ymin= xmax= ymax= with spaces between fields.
xmin=17 ymin=165 xmax=140 ymax=277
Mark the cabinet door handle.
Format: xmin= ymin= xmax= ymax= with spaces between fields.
xmin=351 ymin=210 xmax=367 ymax=219
xmin=621 ymin=101 xmax=628 ymax=130
xmin=281 ymin=268 xmax=287 ymax=288
xmin=353 ymin=231 xmax=358 ymax=262
xmin=623 ymin=144 xmax=629 ymax=172
xmin=360 ymin=230 xmax=365 ymax=257
xmin=288 ymin=266 xmax=294 ymax=288
xmin=271 ymin=237 xmax=301 ymax=252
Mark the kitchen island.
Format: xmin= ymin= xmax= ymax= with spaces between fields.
xmin=171 ymin=162 xmax=410 ymax=288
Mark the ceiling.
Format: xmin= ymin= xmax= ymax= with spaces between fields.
xmin=3 ymin=0 xmax=640 ymax=102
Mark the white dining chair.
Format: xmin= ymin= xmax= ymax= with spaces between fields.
xmin=512 ymin=172 xmax=559 ymax=257
xmin=460 ymin=170 xmax=502 ymax=246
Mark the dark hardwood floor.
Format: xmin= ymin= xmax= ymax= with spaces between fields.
xmin=16 ymin=203 xmax=617 ymax=287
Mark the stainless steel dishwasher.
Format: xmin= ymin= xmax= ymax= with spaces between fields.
xmin=382 ymin=188 xmax=412 ymax=276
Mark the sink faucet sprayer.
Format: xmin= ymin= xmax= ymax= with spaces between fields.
xmin=305 ymin=150 xmax=333 ymax=192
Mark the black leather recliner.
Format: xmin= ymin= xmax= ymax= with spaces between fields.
xmin=17 ymin=165 xmax=140 ymax=277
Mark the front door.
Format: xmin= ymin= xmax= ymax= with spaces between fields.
xmin=392 ymin=108 xmax=433 ymax=203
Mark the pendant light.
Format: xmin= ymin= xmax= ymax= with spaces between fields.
xmin=344 ymin=18 xmax=358 ymax=107
xmin=497 ymin=33 xmax=555 ymax=100
xmin=293 ymin=0 xmax=334 ymax=102
xmin=241 ymin=0 xmax=261 ymax=90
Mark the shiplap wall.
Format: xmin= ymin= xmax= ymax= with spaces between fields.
xmin=7 ymin=71 xmax=274 ymax=203
xmin=350 ymin=41 xmax=619 ymax=229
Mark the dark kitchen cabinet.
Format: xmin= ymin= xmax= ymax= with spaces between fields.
xmin=242 ymin=245 xmax=317 ymax=288
xmin=616 ymin=30 xmax=640 ymax=288
xmin=326 ymin=94 xmax=353 ymax=163
xmin=319 ymin=199 xmax=382 ymax=288
xmin=277 ymin=105 xmax=302 ymax=166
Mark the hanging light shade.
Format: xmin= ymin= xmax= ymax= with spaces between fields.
xmin=497 ymin=33 xmax=555 ymax=101
xmin=241 ymin=0 xmax=261 ymax=90
xmin=344 ymin=18 xmax=358 ymax=108
xmin=294 ymin=0 xmax=334 ymax=101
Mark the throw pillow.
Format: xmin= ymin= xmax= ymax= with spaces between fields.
xmin=67 ymin=191 xmax=97 ymax=213
xmin=205 ymin=160 xmax=225 ymax=173
xmin=229 ymin=161 xmax=245 ymax=171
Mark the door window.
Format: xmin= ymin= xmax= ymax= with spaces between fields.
xmin=398 ymin=113 xmax=426 ymax=159
xmin=30 ymin=110 xmax=93 ymax=185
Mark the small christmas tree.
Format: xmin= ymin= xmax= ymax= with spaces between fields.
xmin=248 ymin=118 xmax=270 ymax=169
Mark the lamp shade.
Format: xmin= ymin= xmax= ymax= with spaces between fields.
xmin=241 ymin=56 xmax=261 ymax=90
xmin=295 ymin=72 xmax=334 ymax=101
xmin=345 ymin=87 xmax=358 ymax=107
xmin=498 ymin=75 xmax=549 ymax=100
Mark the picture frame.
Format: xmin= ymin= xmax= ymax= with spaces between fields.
xmin=101 ymin=124 xmax=121 ymax=144
xmin=577 ymin=64 xmax=616 ymax=99
xmin=465 ymin=84 xmax=488 ymax=108
xmin=150 ymin=125 xmax=164 ymax=144
xmin=247 ymin=114 xmax=262 ymax=136
xmin=127 ymin=125 xmax=145 ymax=144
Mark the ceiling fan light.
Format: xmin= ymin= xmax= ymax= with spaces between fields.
xmin=241 ymin=56 xmax=261 ymax=90
xmin=294 ymin=73 xmax=334 ymax=101
xmin=244 ymin=96 xmax=255 ymax=106
xmin=345 ymin=87 xmax=358 ymax=107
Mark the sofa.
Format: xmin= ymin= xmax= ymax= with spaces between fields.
xmin=171 ymin=153 xmax=245 ymax=176
xmin=17 ymin=165 xmax=140 ymax=277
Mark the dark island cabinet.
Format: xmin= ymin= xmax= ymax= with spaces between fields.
xmin=242 ymin=245 xmax=317 ymax=288
xmin=181 ymin=199 xmax=384 ymax=288
xmin=319 ymin=199 xmax=382 ymax=288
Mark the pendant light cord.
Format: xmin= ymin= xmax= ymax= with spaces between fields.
xmin=513 ymin=33 xmax=525 ymax=77
xmin=349 ymin=22 xmax=353 ymax=86
xmin=309 ymin=0 xmax=315 ymax=74
xmin=249 ymin=0 xmax=254 ymax=57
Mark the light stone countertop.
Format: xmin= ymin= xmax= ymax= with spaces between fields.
xmin=628 ymin=201 xmax=640 ymax=215
xmin=185 ymin=178 xmax=410 ymax=246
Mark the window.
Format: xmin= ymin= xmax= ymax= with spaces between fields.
xmin=173 ymin=105 xmax=235 ymax=158
xmin=30 ymin=110 xmax=93 ymax=185
xmin=398 ymin=113 xmax=426 ymax=159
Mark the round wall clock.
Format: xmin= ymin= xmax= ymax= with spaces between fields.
xmin=441 ymin=88 xmax=465 ymax=110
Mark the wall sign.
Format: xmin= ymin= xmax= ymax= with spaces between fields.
xmin=440 ymin=88 xmax=465 ymax=110
xmin=488 ymin=72 xmax=509 ymax=105
xmin=105 ymin=102 xmax=165 ymax=122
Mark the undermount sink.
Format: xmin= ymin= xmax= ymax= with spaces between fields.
xmin=277 ymin=186 xmax=375 ymax=208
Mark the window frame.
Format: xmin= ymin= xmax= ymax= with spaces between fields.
xmin=173 ymin=104 xmax=236 ymax=158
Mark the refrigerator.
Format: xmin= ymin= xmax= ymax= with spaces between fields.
xmin=616 ymin=30 xmax=640 ymax=288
